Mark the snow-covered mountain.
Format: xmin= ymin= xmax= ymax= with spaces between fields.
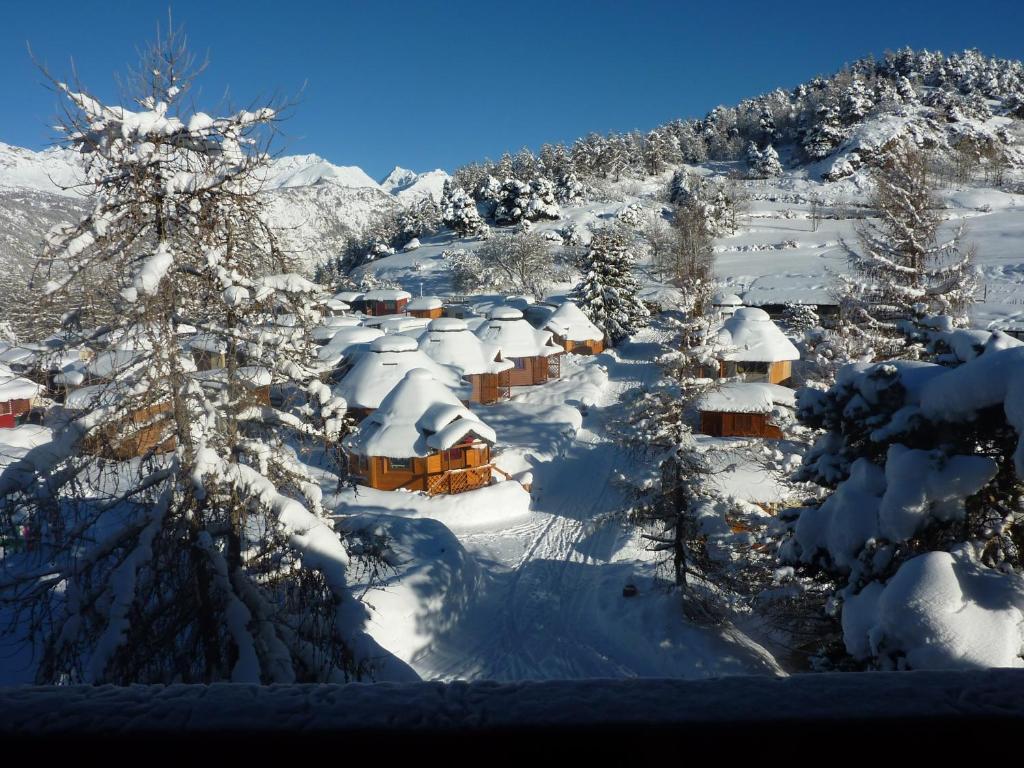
xmin=262 ymin=154 xmax=383 ymax=190
xmin=380 ymin=165 xmax=450 ymax=202
xmin=0 ymin=141 xmax=86 ymax=196
xmin=0 ymin=141 xmax=445 ymax=277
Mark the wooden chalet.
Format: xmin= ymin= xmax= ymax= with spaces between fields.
xmin=343 ymin=368 xmax=496 ymax=495
xmin=362 ymin=289 xmax=412 ymax=317
xmin=332 ymin=334 xmax=469 ymax=419
xmin=0 ymin=365 xmax=42 ymax=429
xmin=418 ymin=318 xmax=514 ymax=404
xmin=475 ymin=306 xmax=562 ymax=386
xmin=544 ymin=300 xmax=606 ymax=355
xmin=333 ymin=291 xmax=366 ymax=314
xmin=65 ymin=384 xmax=176 ymax=460
xmin=697 ymin=382 xmax=795 ymax=440
xmin=711 ymin=307 xmax=800 ymax=386
xmin=405 ymin=296 xmax=444 ymax=319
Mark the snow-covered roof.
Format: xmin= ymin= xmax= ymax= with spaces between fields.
xmin=0 ymin=371 xmax=42 ymax=402
xmin=637 ymin=284 xmax=691 ymax=310
xmin=504 ymin=295 xmax=535 ymax=309
xmin=332 ymin=335 xmax=468 ymax=410
xmin=322 ymin=298 xmax=351 ymax=313
xmin=343 ymin=368 xmax=495 ymax=459
xmin=316 ymin=327 xmax=385 ymax=366
xmin=193 ymin=365 xmax=273 ymax=389
xmin=712 ymin=292 xmax=744 ymax=307
xmin=406 ymin=296 xmax=444 ymax=311
xmin=490 ymin=306 xmax=525 ymax=320
xmin=712 ymin=308 xmax=800 ymax=362
xmin=333 ymin=291 xmax=364 ymax=304
xmin=476 ymin=308 xmax=562 ymax=359
xmin=186 ymin=333 xmax=227 ymax=354
xmin=87 ymin=348 xmax=147 ymax=379
xmin=360 ymin=313 xmax=411 ymax=329
xmin=363 ymin=289 xmax=412 ymax=302
xmin=545 ymin=301 xmax=604 ymax=343
xmin=698 ymin=382 xmax=796 ymax=414
xmin=312 ymin=316 xmax=364 ymax=343
xmin=419 ymin=318 xmax=514 ymax=376
xmin=376 ymin=316 xmax=431 ymax=337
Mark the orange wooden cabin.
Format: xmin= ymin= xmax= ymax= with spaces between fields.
xmin=545 ymin=301 xmax=606 ymax=356
xmin=405 ymin=296 xmax=445 ymax=319
xmin=697 ymin=382 xmax=794 ymax=440
xmin=475 ymin=307 xmax=563 ymax=386
xmin=711 ymin=308 xmax=799 ymax=387
xmin=699 ymin=410 xmax=783 ymax=440
xmin=342 ymin=368 xmax=497 ymax=495
xmin=418 ymin=318 xmax=514 ymax=404
xmin=361 ymin=289 xmax=412 ymax=317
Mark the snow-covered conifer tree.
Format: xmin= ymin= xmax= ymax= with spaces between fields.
xmin=841 ymin=141 xmax=978 ymax=358
xmin=574 ymin=225 xmax=650 ymax=345
xmin=747 ymin=143 xmax=783 ymax=179
xmin=2 ymin=24 xmax=412 ymax=684
xmin=440 ymin=179 xmax=485 ymax=236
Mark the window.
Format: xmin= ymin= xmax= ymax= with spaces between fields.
xmin=387 ymin=457 xmax=411 ymax=471
xmin=511 ymin=358 xmax=527 ymax=370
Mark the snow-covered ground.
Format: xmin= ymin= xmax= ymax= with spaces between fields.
xmin=329 ymin=322 xmax=783 ymax=681
xmin=357 ymin=169 xmax=1024 ymax=333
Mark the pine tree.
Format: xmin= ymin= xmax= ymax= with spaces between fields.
xmin=574 ymin=226 xmax=650 ymax=345
xmin=2 ymin=23 xmax=411 ymax=684
xmin=440 ymin=179 xmax=485 ymax=236
xmin=802 ymin=100 xmax=846 ymax=160
xmin=747 ymin=142 xmax=783 ymax=178
xmin=842 ymin=142 xmax=977 ymax=358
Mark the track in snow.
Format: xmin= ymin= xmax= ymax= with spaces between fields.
xmin=412 ymin=323 xmax=781 ymax=681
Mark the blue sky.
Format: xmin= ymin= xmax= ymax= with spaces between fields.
xmin=2 ymin=0 xmax=1022 ymax=179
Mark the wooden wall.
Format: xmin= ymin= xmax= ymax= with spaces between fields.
xmin=408 ymin=307 xmax=443 ymax=319
xmin=552 ymin=334 xmax=605 ymax=355
xmin=351 ymin=444 xmax=491 ymax=493
xmin=700 ymin=410 xmax=783 ymax=440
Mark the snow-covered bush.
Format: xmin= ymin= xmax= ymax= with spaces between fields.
xmin=777 ymin=348 xmax=1024 ymax=669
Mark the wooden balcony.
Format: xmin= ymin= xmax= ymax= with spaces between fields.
xmin=426 ymin=464 xmax=493 ymax=496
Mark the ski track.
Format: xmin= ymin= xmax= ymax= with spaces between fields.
xmin=413 ymin=323 xmax=734 ymax=681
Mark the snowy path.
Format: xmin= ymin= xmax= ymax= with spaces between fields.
xmin=393 ymin=324 xmax=781 ymax=681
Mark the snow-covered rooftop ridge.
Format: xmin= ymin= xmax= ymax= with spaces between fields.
xmin=476 ymin=309 xmax=561 ymax=359
xmin=544 ymin=301 xmax=603 ymax=342
xmin=712 ymin=308 xmax=800 ymax=362
xmin=333 ymin=335 xmax=467 ymax=410
xmin=698 ymin=382 xmax=795 ymax=414
xmin=0 ymin=371 xmax=42 ymax=402
xmin=406 ymin=296 xmax=443 ymax=311
xmin=419 ymin=320 xmax=513 ymax=376
xmin=363 ymin=289 xmax=413 ymax=302
xmin=343 ymin=368 xmax=495 ymax=459
xmin=316 ymin=326 xmax=384 ymax=365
